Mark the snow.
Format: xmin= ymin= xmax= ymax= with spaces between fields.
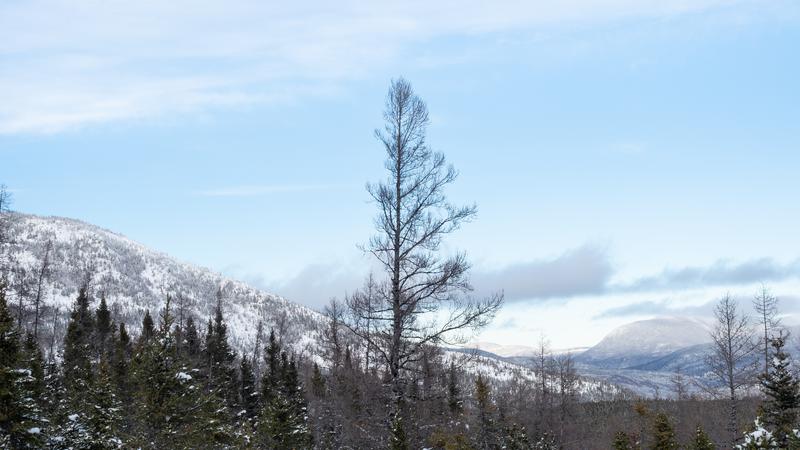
xmin=27 ymin=427 xmax=41 ymax=434
xmin=175 ymin=372 xmax=192 ymax=381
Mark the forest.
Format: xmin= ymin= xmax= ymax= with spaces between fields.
xmin=1 ymin=80 xmax=798 ymax=450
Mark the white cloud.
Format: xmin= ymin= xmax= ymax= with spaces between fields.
xmin=0 ymin=0 xmax=752 ymax=134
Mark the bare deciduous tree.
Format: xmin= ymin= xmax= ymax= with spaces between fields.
xmin=32 ymin=239 xmax=53 ymax=339
xmin=753 ymin=285 xmax=780 ymax=378
xmin=323 ymin=298 xmax=345 ymax=370
xmin=0 ymin=184 xmax=13 ymax=274
xmin=706 ymin=293 xmax=758 ymax=446
xmin=347 ymin=78 xmax=502 ymax=419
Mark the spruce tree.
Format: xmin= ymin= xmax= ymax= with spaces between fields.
xmin=204 ymin=294 xmax=238 ymax=409
xmin=474 ymin=374 xmax=497 ymax=449
xmin=612 ymin=431 xmax=635 ymax=450
xmin=139 ymin=310 xmax=154 ymax=344
xmin=310 ymin=362 xmax=325 ymax=398
xmin=95 ymin=294 xmax=112 ymax=354
xmin=760 ymin=332 xmax=799 ymax=445
xmin=389 ymin=414 xmax=409 ymax=450
xmin=111 ymin=323 xmax=131 ymax=404
xmin=503 ymin=422 xmax=532 ymax=450
xmin=650 ymin=413 xmax=679 ymax=450
xmin=258 ymin=333 xmax=313 ymax=449
xmin=22 ymin=333 xmax=44 ymax=401
xmin=42 ymin=362 xmax=68 ymax=447
xmin=88 ymin=359 xmax=122 ymax=449
xmin=688 ymin=425 xmax=715 ymax=450
xmin=239 ymin=355 xmax=259 ymax=419
xmin=0 ymin=283 xmax=45 ymax=448
xmin=184 ymin=316 xmax=199 ymax=359
xmin=62 ymin=286 xmax=94 ymax=402
xmin=447 ymin=361 xmax=463 ymax=416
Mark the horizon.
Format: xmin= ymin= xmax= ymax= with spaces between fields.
xmin=4 ymin=0 xmax=800 ymax=349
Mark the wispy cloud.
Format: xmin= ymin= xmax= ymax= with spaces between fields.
xmin=0 ymin=0 xmax=755 ymax=134
xmin=472 ymin=245 xmax=613 ymax=302
xmin=593 ymin=299 xmax=716 ymax=319
xmin=196 ymin=184 xmax=337 ymax=197
xmin=616 ymin=258 xmax=800 ymax=292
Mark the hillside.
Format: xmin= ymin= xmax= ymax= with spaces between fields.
xmin=4 ymin=213 xmax=324 ymax=358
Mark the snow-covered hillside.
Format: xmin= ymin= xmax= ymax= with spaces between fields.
xmin=4 ymin=213 xmax=325 ymax=358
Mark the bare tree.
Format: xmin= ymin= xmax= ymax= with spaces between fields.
xmin=347 ymin=78 xmax=502 ymax=419
xmin=669 ymin=363 xmax=689 ymax=400
xmin=532 ymin=333 xmax=553 ymax=428
xmin=323 ymin=298 xmax=345 ymax=370
xmin=706 ymin=293 xmax=758 ymax=446
xmin=753 ymin=285 xmax=780 ymax=378
xmin=346 ymin=273 xmax=379 ymax=373
xmin=0 ymin=184 xmax=12 ymax=244
xmin=32 ymin=239 xmax=53 ymax=339
xmin=0 ymin=184 xmax=14 ymax=280
xmin=555 ymin=351 xmax=578 ymax=443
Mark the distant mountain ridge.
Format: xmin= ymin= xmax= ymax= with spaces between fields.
xmin=576 ymin=317 xmax=712 ymax=370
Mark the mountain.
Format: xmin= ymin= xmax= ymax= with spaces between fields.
xmin=3 ymin=213 xmax=325 ymax=358
xmin=2 ymin=212 xmax=620 ymax=399
xmin=577 ymin=317 xmax=712 ymax=370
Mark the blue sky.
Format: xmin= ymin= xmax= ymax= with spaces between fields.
xmin=3 ymin=0 xmax=800 ymax=347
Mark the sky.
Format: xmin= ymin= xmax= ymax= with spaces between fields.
xmin=2 ymin=0 xmax=800 ymax=348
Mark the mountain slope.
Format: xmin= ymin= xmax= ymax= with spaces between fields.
xmin=4 ymin=213 xmax=324 ymax=357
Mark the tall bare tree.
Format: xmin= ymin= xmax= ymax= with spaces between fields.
xmin=753 ymin=285 xmax=780 ymax=378
xmin=32 ymin=239 xmax=53 ymax=339
xmin=347 ymin=78 xmax=502 ymax=421
xmin=323 ymin=298 xmax=345 ymax=370
xmin=0 ymin=184 xmax=13 ymax=273
xmin=346 ymin=273 xmax=379 ymax=373
xmin=706 ymin=293 xmax=758 ymax=446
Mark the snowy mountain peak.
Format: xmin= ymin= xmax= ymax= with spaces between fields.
xmin=577 ymin=317 xmax=711 ymax=370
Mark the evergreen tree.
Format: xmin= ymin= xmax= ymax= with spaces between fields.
xmin=261 ymin=329 xmax=281 ymax=403
xmin=650 ymin=413 xmax=678 ymax=450
xmin=95 ymin=294 xmax=112 ymax=354
xmin=62 ymin=285 xmax=94 ymax=403
xmin=138 ymin=310 xmax=154 ymax=344
xmin=389 ymin=414 xmax=409 ymax=450
xmin=41 ymin=361 xmax=68 ymax=447
xmin=612 ymin=431 xmax=635 ymax=450
xmin=239 ymin=355 xmax=259 ymax=419
xmin=0 ymin=284 xmax=45 ymax=448
xmin=129 ymin=298 xmax=228 ymax=448
xmin=503 ymin=422 xmax=532 ymax=450
xmin=257 ymin=333 xmax=312 ymax=449
xmin=474 ymin=374 xmax=497 ymax=450
xmin=22 ymin=333 xmax=44 ymax=401
xmin=88 ymin=359 xmax=123 ymax=449
xmin=184 ymin=316 xmax=199 ymax=359
xmin=111 ymin=323 xmax=131 ymax=404
xmin=447 ymin=361 xmax=463 ymax=416
xmin=759 ymin=332 xmax=800 ymax=445
xmin=310 ymin=362 xmax=325 ymax=398
xmin=688 ymin=425 xmax=715 ymax=450
xmin=204 ymin=293 xmax=238 ymax=408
